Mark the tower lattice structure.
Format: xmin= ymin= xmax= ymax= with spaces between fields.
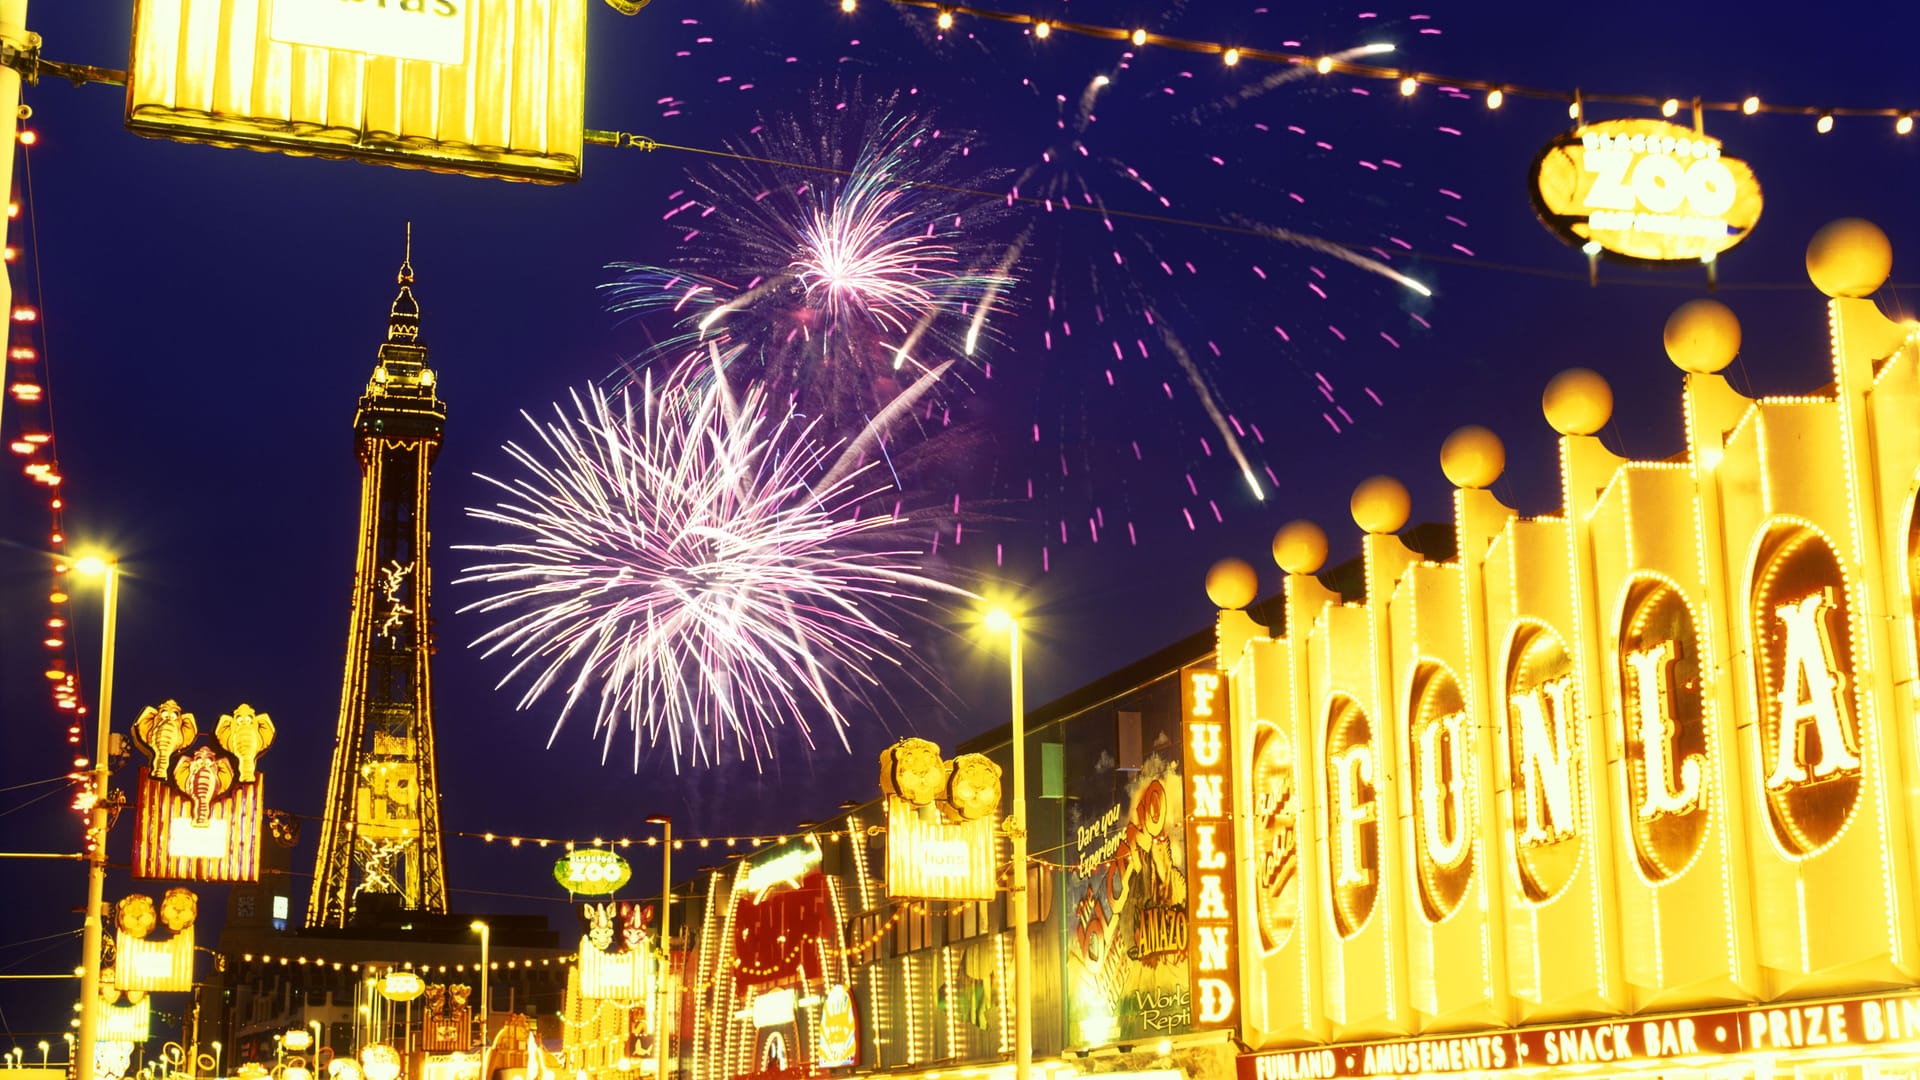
xmin=308 ymin=241 xmax=451 ymax=927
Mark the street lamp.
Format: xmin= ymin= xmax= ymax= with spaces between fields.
xmin=73 ymin=554 xmax=120 ymax=1080
xmin=642 ymin=816 xmax=671 ymax=1080
xmin=38 ymin=1044 xmax=49 ymax=1069
xmin=469 ymin=922 xmax=490 ymax=1068
xmin=981 ymin=606 xmax=1031 ymax=1080
xmin=209 ymin=1043 xmax=221 ymax=1080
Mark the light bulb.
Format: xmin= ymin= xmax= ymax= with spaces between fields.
xmin=1400 ymin=76 xmax=1416 ymax=96
xmin=1486 ymin=88 xmax=1504 ymax=109
xmin=1661 ymin=98 xmax=1679 ymax=118
xmin=1033 ymin=20 xmax=1050 ymax=39
xmin=1131 ymin=28 xmax=1146 ymax=46
xmin=1816 ymin=113 xmax=1833 ymax=133
xmin=1223 ymin=48 xmax=1240 ymax=66
xmin=1741 ymin=96 xmax=1760 ymax=115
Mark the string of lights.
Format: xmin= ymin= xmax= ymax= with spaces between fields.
xmin=231 ymin=951 xmax=576 ymax=973
xmin=456 ymin=828 xmax=870 ymax=852
xmin=0 ymin=124 xmax=94 ymax=823
xmin=839 ymin=0 xmax=1917 ymax=132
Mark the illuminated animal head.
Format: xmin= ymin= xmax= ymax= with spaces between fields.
xmin=881 ymin=738 xmax=946 ymax=806
xmin=583 ymin=903 xmax=616 ymax=952
xmin=940 ymin=753 xmax=1002 ymax=822
xmin=115 ymin=895 xmax=157 ymax=939
xmin=133 ymin=700 xmax=197 ymax=780
xmin=215 ymin=704 xmax=275 ymax=783
xmin=173 ymin=745 xmax=233 ymax=826
xmin=159 ymin=888 xmax=198 ymax=933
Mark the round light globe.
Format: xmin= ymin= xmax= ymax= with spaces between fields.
xmin=1205 ymin=557 xmax=1259 ymax=610
xmin=1351 ymin=475 xmax=1410 ymax=534
xmin=1542 ymin=368 xmax=1613 ymax=436
xmin=1440 ymin=425 xmax=1506 ymax=488
xmin=1663 ymin=299 xmax=1742 ymax=374
xmin=1806 ymin=218 xmax=1892 ymax=298
xmin=1271 ymin=520 xmax=1328 ymax=575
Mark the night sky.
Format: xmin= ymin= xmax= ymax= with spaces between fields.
xmin=3 ymin=0 xmax=1918 ymax=1050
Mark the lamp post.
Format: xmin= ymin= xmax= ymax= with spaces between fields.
xmin=469 ymin=922 xmax=490 ymax=1072
xmin=209 ymin=1043 xmax=220 ymax=1080
xmin=642 ymin=817 xmax=671 ymax=1080
xmin=39 ymin=1044 xmax=49 ymax=1069
xmin=73 ymin=555 xmax=120 ymax=1080
xmin=982 ymin=607 xmax=1030 ymax=1080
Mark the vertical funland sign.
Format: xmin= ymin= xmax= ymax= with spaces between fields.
xmin=1065 ymin=674 xmax=1191 ymax=1047
xmin=1181 ymin=665 xmax=1239 ymax=1030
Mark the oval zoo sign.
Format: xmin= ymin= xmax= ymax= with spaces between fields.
xmin=553 ymin=848 xmax=633 ymax=896
xmin=1529 ymin=118 xmax=1762 ymax=266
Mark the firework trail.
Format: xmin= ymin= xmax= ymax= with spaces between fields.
xmin=604 ymin=83 xmax=1017 ymax=441
xmin=457 ymin=366 xmax=971 ymax=772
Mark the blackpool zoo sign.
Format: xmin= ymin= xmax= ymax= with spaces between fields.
xmin=1529 ymin=118 xmax=1762 ymax=267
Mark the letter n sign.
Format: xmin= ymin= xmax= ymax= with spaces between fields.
xmin=1182 ymin=663 xmax=1240 ymax=1030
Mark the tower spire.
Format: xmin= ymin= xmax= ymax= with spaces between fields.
xmin=389 ymin=223 xmax=421 ymax=343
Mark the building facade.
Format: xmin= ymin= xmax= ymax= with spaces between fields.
xmin=1220 ymin=230 xmax=1920 ymax=1078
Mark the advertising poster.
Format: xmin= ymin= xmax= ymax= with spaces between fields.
xmin=1065 ymin=675 xmax=1191 ymax=1046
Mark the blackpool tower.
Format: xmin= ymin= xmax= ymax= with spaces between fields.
xmin=307 ymin=236 xmax=451 ymax=927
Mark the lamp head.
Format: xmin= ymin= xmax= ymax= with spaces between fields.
xmin=469 ymin=920 xmax=488 ymax=934
xmin=73 ymin=555 xmax=113 ymax=577
xmin=983 ymin=607 xmax=1016 ymax=634
xmin=644 ymin=815 xmax=670 ymax=826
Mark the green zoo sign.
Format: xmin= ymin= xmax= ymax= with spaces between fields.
xmin=554 ymin=849 xmax=632 ymax=896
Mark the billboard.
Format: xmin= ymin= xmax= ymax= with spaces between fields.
xmin=1064 ymin=674 xmax=1191 ymax=1047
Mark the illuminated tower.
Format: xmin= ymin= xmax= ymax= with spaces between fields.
xmin=307 ymin=237 xmax=450 ymax=927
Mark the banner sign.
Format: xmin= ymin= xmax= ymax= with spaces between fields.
xmin=1238 ymin=990 xmax=1920 ymax=1079
xmin=1529 ymin=118 xmax=1762 ymax=266
xmin=127 ymin=0 xmax=587 ymax=183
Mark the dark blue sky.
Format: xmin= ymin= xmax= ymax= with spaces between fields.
xmin=3 ymin=0 xmax=1917 ymax=1049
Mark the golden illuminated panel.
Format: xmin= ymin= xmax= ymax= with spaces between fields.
xmin=1616 ymin=576 xmax=1711 ymax=882
xmin=1323 ymin=695 xmax=1378 ymax=939
xmin=1747 ymin=524 xmax=1864 ymax=858
xmin=127 ymin=0 xmax=587 ymax=183
xmin=1406 ymin=661 xmax=1473 ymax=922
xmin=1501 ymin=621 xmax=1583 ymax=904
xmin=1248 ymin=719 xmax=1300 ymax=953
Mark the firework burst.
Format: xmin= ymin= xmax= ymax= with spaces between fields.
xmin=457 ymin=364 xmax=969 ymax=772
xmin=604 ymin=82 xmax=1016 ymax=435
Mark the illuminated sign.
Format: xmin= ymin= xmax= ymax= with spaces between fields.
xmin=126 ymin=0 xmax=587 ymax=183
xmin=1503 ymin=623 xmax=1583 ymax=902
xmin=817 ymin=984 xmax=858 ymax=1068
xmin=380 ymin=972 xmax=426 ymax=1002
xmin=1324 ymin=695 xmax=1377 ymax=937
xmin=1617 ymin=577 xmax=1711 ymax=880
xmin=130 ymin=701 xmax=273 ymax=882
xmin=1181 ymin=665 xmax=1239 ymax=1029
xmin=1249 ymin=721 xmax=1299 ymax=952
xmin=554 ymin=849 xmax=633 ymax=896
xmin=114 ymin=889 xmax=198 ymax=992
xmin=270 ymin=0 xmax=468 ymax=64
xmin=1237 ymin=990 xmax=1920 ymax=1078
xmin=879 ymin=739 xmax=1000 ymax=901
xmin=1529 ymin=118 xmax=1762 ymax=266
xmin=743 ymin=836 xmax=823 ymax=902
xmin=1407 ymin=662 xmax=1473 ymax=921
xmin=1749 ymin=527 xmax=1863 ymax=856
